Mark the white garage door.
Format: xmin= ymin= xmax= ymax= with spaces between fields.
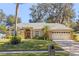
xmin=52 ymin=32 xmax=71 ymax=40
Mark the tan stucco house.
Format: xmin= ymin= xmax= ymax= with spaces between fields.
xmin=7 ymin=23 xmax=72 ymax=40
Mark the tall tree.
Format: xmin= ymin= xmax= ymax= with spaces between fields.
xmin=0 ymin=9 xmax=6 ymax=24
xmin=30 ymin=3 xmax=75 ymax=24
xmin=73 ymin=13 xmax=79 ymax=31
xmin=15 ymin=3 xmax=19 ymax=36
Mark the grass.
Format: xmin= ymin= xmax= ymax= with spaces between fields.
xmin=0 ymin=39 xmax=69 ymax=56
xmin=0 ymin=52 xmax=69 ymax=56
xmin=0 ymin=39 xmax=61 ymax=50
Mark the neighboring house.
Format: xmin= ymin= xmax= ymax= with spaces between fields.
xmin=8 ymin=23 xmax=73 ymax=40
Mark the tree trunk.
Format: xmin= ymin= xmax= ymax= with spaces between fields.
xmin=15 ymin=3 xmax=19 ymax=36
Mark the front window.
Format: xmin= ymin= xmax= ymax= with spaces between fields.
xmin=35 ymin=31 xmax=39 ymax=36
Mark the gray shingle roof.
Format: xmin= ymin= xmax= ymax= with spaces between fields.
xmin=17 ymin=23 xmax=72 ymax=30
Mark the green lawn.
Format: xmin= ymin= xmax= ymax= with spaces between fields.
xmin=0 ymin=39 xmax=61 ymax=50
xmin=0 ymin=52 xmax=69 ymax=56
xmin=0 ymin=39 xmax=69 ymax=56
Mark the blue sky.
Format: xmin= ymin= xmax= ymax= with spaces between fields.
xmin=73 ymin=4 xmax=79 ymax=20
xmin=0 ymin=3 xmax=32 ymax=23
xmin=0 ymin=3 xmax=78 ymax=23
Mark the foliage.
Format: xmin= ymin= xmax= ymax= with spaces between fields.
xmin=0 ymin=9 xmax=6 ymax=24
xmin=0 ymin=40 xmax=61 ymax=50
xmin=32 ymin=35 xmax=39 ymax=39
xmin=0 ymin=9 xmax=6 ymax=33
xmin=0 ymin=24 xmax=6 ymax=33
xmin=42 ymin=26 xmax=49 ymax=40
xmin=10 ymin=36 xmax=21 ymax=45
xmin=72 ymin=19 xmax=79 ymax=32
xmin=30 ymin=3 xmax=75 ymax=24
xmin=33 ymin=35 xmax=50 ymax=40
xmin=73 ymin=33 xmax=79 ymax=42
xmin=64 ymin=20 xmax=77 ymax=28
xmin=72 ymin=23 xmax=79 ymax=32
xmin=37 ymin=36 xmax=44 ymax=40
xmin=33 ymin=35 xmax=44 ymax=40
xmin=7 ymin=15 xmax=21 ymax=26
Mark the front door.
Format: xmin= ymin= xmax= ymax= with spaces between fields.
xmin=25 ymin=29 xmax=31 ymax=39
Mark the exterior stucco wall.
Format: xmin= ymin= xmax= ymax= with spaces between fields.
xmin=16 ymin=28 xmax=72 ymax=40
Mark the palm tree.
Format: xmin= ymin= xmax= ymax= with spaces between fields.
xmin=42 ymin=26 xmax=49 ymax=40
xmin=15 ymin=3 xmax=19 ymax=36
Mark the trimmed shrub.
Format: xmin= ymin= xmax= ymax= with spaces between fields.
xmin=6 ymin=36 xmax=12 ymax=39
xmin=32 ymin=35 xmax=39 ymax=39
xmin=38 ymin=36 xmax=44 ymax=40
xmin=10 ymin=36 xmax=21 ymax=45
xmin=33 ymin=35 xmax=50 ymax=40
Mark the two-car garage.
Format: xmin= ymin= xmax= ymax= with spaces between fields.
xmin=47 ymin=23 xmax=73 ymax=40
xmin=51 ymin=30 xmax=72 ymax=40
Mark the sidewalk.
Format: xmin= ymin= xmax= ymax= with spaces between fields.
xmin=0 ymin=50 xmax=65 ymax=54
